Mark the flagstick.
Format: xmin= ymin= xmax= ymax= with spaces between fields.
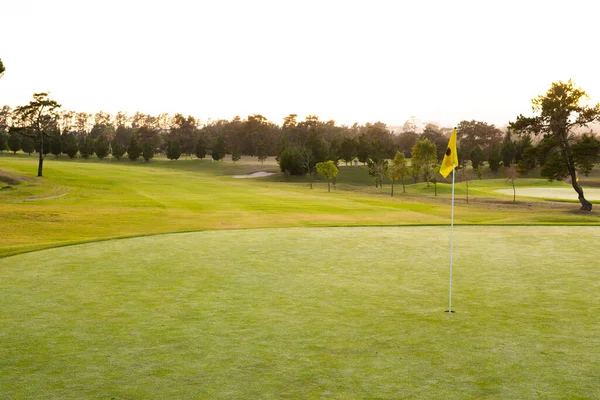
xmin=447 ymin=165 xmax=456 ymax=313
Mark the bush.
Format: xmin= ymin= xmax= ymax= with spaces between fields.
xmin=278 ymin=146 xmax=304 ymax=175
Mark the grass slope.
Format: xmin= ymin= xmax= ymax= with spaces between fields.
xmin=1 ymin=226 xmax=599 ymax=399
xmin=1 ymin=154 xmax=599 ymax=257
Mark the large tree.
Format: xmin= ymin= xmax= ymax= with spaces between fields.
xmin=13 ymin=93 xmax=61 ymax=176
xmin=510 ymin=80 xmax=600 ymax=211
xmin=0 ymin=58 xmax=5 ymax=78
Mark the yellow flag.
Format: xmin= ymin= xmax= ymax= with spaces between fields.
xmin=439 ymin=128 xmax=459 ymax=178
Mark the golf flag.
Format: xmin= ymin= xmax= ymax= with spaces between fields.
xmin=440 ymin=128 xmax=458 ymax=178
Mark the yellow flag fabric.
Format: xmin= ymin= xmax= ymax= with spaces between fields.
xmin=439 ymin=128 xmax=459 ymax=178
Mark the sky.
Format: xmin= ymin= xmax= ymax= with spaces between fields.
xmin=1 ymin=0 xmax=599 ymax=128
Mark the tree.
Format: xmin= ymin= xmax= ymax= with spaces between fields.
xmin=211 ymin=135 xmax=227 ymax=161
xmin=13 ymin=93 xmax=61 ymax=176
xmin=510 ymin=80 xmax=600 ymax=211
xmin=500 ymin=130 xmax=517 ymax=166
xmin=195 ymin=135 xmax=207 ymax=159
xmin=316 ymin=160 xmax=339 ymax=192
xmin=470 ymin=145 xmax=485 ymax=175
xmin=388 ymin=151 xmax=409 ymax=196
xmin=299 ymin=146 xmax=316 ymax=188
xmin=0 ymin=58 xmax=5 ymax=78
xmin=278 ymin=146 xmax=304 ymax=175
xmin=339 ymin=136 xmax=357 ymax=165
xmin=506 ymin=166 xmax=519 ymax=203
xmin=21 ymin=136 xmax=35 ymax=155
xmin=357 ymin=134 xmax=371 ymax=164
xmin=456 ymin=120 xmax=502 ymax=155
xmin=166 ymin=140 xmax=182 ymax=160
xmin=0 ymin=131 xmax=6 ymax=152
xmin=111 ymin=140 xmax=126 ymax=160
xmin=127 ymin=132 xmax=142 ymax=161
xmin=94 ymin=135 xmax=110 ymax=159
xmin=367 ymin=158 xmax=388 ymax=188
xmin=411 ymin=138 xmax=437 ymax=187
xmin=78 ymin=135 xmax=94 ymax=159
xmin=62 ymin=133 xmax=78 ymax=159
xmin=256 ymin=140 xmax=268 ymax=164
xmin=49 ymin=133 xmax=62 ymax=156
xmin=142 ymin=141 xmax=154 ymax=162
xmin=488 ymin=144 xmax=501 ymax=173
xmin=7 ymin=131 xmax=21 ymax=153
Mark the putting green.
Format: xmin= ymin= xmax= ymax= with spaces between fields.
xmin=496 ymin=187 xmax=600 ymax=200
xmin=1 ymin=226 xmax=599 ymax=399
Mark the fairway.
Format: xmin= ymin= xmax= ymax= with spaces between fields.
xmin=496 ymin=187 xmax=600 ymax=201
xmin=1 ymin=226 xmax=599 ymax=399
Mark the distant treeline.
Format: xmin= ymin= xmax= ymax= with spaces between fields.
xmin=1 ymin=104 xmax=598 ymax=181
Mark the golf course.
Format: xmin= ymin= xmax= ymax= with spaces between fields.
xmin=1 ymin=154 xmax=600 ymax=399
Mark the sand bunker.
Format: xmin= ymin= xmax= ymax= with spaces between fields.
xmin=232 ymin=171 xmax=277 ymax=179
xmin=495 ymin=187 xmax=600 ymax=200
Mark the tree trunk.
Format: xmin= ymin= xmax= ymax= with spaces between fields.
xmin=434 ymin=182 xmax=437 ymax=196
xmin=567 ymin=157 xmax=592 ymax=211
xmin=327 ymin=180 xmax=330 ymax=192
xmin=562 ymin=135 xmax=592 ymax=211
xmin=466 ymin=180 xmax=469 ymax=204
xmin=512 ymin=180 xmax=516 ymax=203
xmin=37 ymin=132 xmax=44 ymax=177
xmin=402 ymin=177 xmax=405 ymax=193
xmin=571 ymin=175 xmax=592 ymax=211
xmin=391 ymin=181 xmax=394 ymax=197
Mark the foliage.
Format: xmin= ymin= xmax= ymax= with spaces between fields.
xmin=21 ymin=136 xmax=35 ymax=155
xmin=367 ymin=158 xmax=388 ymax=188
xmin=195 ymin=136 xmax=207 ymax=159
xmin=142 ymin=141 xmax=155 ymax=162
xmin=127 ymin=132 xmax=142 ymax=161
xmin=517 ymin=146 xmax=537 ymax=175
xmin=13 ymin=92 xmax=61 ymax=176
xmin=411 ymin=138 xmax=437 ymax=187
xmin=62 ymin=133 xmax=79 ymax=159
xmin=48 ymin=133 xmax=62 ymax=156
xmin=470 ymin=145 xmax=485 ymax=172
xmin=339 ymin=136 xmax=357 ymax=165
xmin=94 ymin=135 xmax=110 ymax=159
xmin=500 ymin=130 xmax=516 ymax=166
xmin=0 ymin=130 xmax=7 ymax=151
xmin=78 ymin=136 xmax=94 ymax=159
xmin=7 ymin=131 xmax=21 ymax=153
xmin=111 ymin=140 xmax=126 ymax=160
xmin=571 ymin=134 xmax=600 ymax=176
xmin=278 ymin=146 xmax=304 ymax=175
xmin=510 ymin=80 xmax=600 ymax=210
xmin=166 ymin=140 xmax=182 ymax=161
xmin=231 ymin=146 xmax=241 ymax=163
xmin=211 ymin=135 xmax=226 ymax=161
xmin=388 ymin=151 xmax=410 ymax=196
xmin=315 ymin=160 xmax=339 ymax=192
xmin=456 ymin=120 xmax=502 ymax=154
xmin=488 ymin=144 xmax=501 ymax=172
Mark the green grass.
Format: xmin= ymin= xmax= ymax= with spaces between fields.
xmin=1 ymin=226 xmax=599 ymax=399
xmin=2 ymin=154 xmax=600 ymax=257
xmin=2 ymin=154 xmax=600 ymax=398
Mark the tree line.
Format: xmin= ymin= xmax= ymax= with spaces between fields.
xmin=1 ymin=84 xmax=599 ymax=208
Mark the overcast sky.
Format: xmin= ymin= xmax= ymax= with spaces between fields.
xmin=1 ymin=0 xmax=599 ymax=127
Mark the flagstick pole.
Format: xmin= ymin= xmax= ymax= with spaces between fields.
xmin=447 ymin=165 xmax=456 ymax=313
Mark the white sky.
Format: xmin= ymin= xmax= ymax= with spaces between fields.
xmin=1 ymin=0 xmax=599 ymax=128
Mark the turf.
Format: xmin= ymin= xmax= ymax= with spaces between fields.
xmin=1 ymin=226 xmax=599 ymax=399
xmin=2 ymin=154 xmax=600 ymax=257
